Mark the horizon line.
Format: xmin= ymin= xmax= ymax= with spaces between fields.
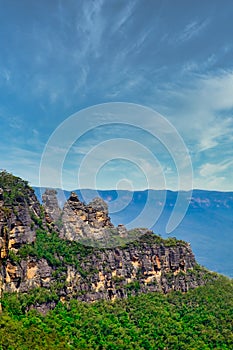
xmin=32 ymin=186 xmax=233 ymax=193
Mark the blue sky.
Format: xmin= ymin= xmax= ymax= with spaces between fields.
xmin=0 ymin=0 xmax=233 ymax=190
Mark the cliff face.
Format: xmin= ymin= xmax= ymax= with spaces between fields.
xmin=59 ymin=192 xmax=114 ymax=242
xmin=0 ymin=172 xmax=213 ymax=312
xmin=0 ymin=172 xmax=43 ymax=259
xmin=63 ymin=237 xmax=201 ymax=302
xmin=42 ymin=189 xmax=61 ymax=224
xmin=1 ymin=233 xmax=199 ymax=295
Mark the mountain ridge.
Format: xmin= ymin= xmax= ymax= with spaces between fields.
xmin=0 ymin=171 xmax=219 ymax=313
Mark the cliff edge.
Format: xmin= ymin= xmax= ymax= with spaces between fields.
xmin=0 ymin=171 xmax=216 ymax=313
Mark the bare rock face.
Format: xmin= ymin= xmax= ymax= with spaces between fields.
xmin=0 ymin=171 xmax=47 ymax=306
xmin=63 ymin=235 xmax=202 ymax=302
xmin=60 ymin=192 xmax=114 ymax=242
xmin=60 ymin=192 xmax=91 ymax=240
xmin=42 ymin=189 xmax=62 ymax=224
xmin=0 ymin=256 xmax=56 ymax=305
xmin=87 ymin=197 xmax=112 ymax=228
xmin=117 ymin=224 xmax=127 ymax=236
xmin=0 ymin=174 xmax=43 ymax=259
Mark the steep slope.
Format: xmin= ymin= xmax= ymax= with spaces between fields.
xmin=0 ymin=171 xmax=43 ymax=257
xmin=0 ymin=172 xmax=218 ymax=313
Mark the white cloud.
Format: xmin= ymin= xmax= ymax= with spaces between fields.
xmin=1 ymin=146 xmax=41 ymax=186
xmin=198 ymin=117 xmax=232 ymax=152
xmin=161 ymin=70 xmax=233 ymax=153
xmin=149 ymin=70 xmax=233 ymax=190
xmin=199 ymin=160 xmax=233 ymax=177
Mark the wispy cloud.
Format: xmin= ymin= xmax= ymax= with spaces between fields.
xmin=0 ymin=69 xmax=11 ymax=84
xmin=110 ymin=0 xmax=136 ymax=34
xmin=1 ymin=146 xmax=41 ymax=185
xmin=160 ymin=70 xmax=233 ymax=153
xmin=176 ymin=19 xmax=210 ymax=43
xmin=199 ymin=160 xmax=233 ymax=177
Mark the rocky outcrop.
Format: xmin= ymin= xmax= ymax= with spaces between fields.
xmin=87 ymin=197 xmax=113 ymax=228
xmin=0 ymin=171 xmax=216 ymax=312
xmin=60 ymin=192 xmax=114 ymax=242
xmin=42 ymin=189 xmax=61 ymax=224
xmin=2 ymin=258 xmax=52 ymax=293
xmin=63 ymin=236 xmax=201 ymax=301
xmin=0 ymin=177 xmax=43 ymax=259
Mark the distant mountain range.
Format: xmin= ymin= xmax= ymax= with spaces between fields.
xmin=34 ymin=187 xmax=233 ymax=278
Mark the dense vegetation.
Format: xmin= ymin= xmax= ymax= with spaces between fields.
xmin=18 ymin=229 xmax=94 ymax=268
xmin=0 ymin=170 xmax=30 ymax=206
xmin=0 ymin=276 xmax=232 ymax=349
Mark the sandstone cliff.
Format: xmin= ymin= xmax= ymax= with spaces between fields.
xmin=0 ymin=171 xmax=43 ymax=258
xmin=0 ymin=171 xmax=214 ymax=312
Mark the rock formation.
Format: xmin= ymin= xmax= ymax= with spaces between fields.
xmin=0 ymin=171 xmax=215 ymax=312
xmin=60 ymin=192 xmax=114 ymax=243
xmin=42 ymin=189 xmax=61 ymax=224
xmin=0 ymin=173 xmax=43 ymax=259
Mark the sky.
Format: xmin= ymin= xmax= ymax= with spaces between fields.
xmin=0 ymin=0 xmax=233 ymax=191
